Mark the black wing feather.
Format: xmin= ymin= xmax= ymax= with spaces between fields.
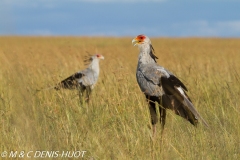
xmin=161 ymin=75 xmax=208 ymax=127
xmin=150 ymin=44 xmax=158 ymax=62
xmin=55 ymin=72 xmax=85 ymax=90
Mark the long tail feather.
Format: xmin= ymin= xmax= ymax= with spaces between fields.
xmin=175 ymin=86 xmax=209 ymax=127
xmin=36 ymin=86 xmax=55 ymax=92
xmin=183 ymin=97 xmax=209 ymax=127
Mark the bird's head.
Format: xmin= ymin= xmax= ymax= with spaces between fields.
xmin=95 ymin=54 xmax=104 ymax=60
xmin=84 ymin=54 xmax=104 ymax=65
xmin=132 ymin=34 xmax=158 ymax=61
xmin=132 ymin=34 xmax=151 ymax=46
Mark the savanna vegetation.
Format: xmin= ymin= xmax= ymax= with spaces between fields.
xmin=0 ymin=36 xmax=240 ymax=159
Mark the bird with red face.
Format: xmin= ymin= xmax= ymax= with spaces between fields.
xmin=132 ymin=35 xmax=208 ymax=136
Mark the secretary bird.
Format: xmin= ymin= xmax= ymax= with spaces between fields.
xmin=132 ymin=35 xmax=208 ymax=136
xmin=55 ymin=54 xmax=104 ymax=103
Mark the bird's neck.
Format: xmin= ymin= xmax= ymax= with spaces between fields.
xmin=89 ymin=59 xmax=100 ymax=75
xmin=137 ymin=44 xmax=156 ymax=66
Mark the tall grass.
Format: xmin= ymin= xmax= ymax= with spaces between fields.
xmin=0 ymin=37 xmax=240 ymax=159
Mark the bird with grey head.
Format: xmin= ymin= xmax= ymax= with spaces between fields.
xmin=55 ymin=54 xmax=104 ymax=103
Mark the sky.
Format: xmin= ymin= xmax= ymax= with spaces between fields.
xmin=0 ymin=0 xmax=240 ymax=37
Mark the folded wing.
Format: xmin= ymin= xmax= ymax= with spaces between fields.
xmin=55 ymin=72 xmax=85 ymax=90
xmin=140 ymin=64 xmax=209 ymax=127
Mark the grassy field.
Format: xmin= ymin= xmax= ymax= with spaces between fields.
xmin=0 ymin=36 xmax=240 ymax=159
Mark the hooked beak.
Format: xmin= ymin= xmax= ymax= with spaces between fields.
xmin=100 ymin=55 xmax=104 ymax=60
xmin=132 ymin=38 xmax=139 ymax=46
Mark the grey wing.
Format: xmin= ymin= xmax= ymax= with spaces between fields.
xmin=78 ymin=68 xmax=98 ymax=88
xmin=140 ymin=65 xmax=167 ymax=85
xmin=138 ymin=63 xmax=187 ymax=93
xmin=139 ymin=64 xmax=208 ymax=127
xmin=137 ymin=64 xmax=170 ymax=96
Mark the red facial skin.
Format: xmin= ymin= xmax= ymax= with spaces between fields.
xmin=136 ymin=35 xmax=146 ymax=43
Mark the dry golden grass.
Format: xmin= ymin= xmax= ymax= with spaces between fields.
xmin=0 ymin=36 xmax=240 ymax=159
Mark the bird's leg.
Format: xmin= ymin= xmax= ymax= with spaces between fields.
xmin=152 ymin=124 xmax=156 ymax=137
xmin=85 ymin=87 xmax=92 ymax=103
xmin=78 ymin=90 xmax=84 ymax=105
xmin=147 ymin=97 xmax=158 ymax=137
xmin=159 ymin=107 xmax=166 ymax=135
xmin=78 ymin=87 xmax=85 ymax=105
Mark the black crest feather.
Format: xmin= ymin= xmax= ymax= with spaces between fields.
xmin=84 ymin=52 xmax=94 ymax=66
xmin=150 ymin=44 xmax=158 ymax=62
